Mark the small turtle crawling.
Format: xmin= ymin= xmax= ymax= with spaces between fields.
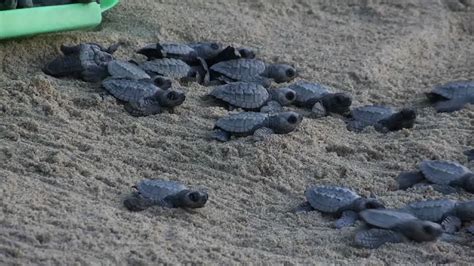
xmin=299 ymin=186 xmax=385 ymax=228
xmin=285 ymin=81 xmax=352 ymax=117
xmin=102 ymin=78 xmax=185 ymax=116
xmin=210 ymin=59 xmax=297 ymax=86
xmin=397 ymin=160 xmax=474 ymax=194
xmin=355 ymin=209 xmax=443 ymax=249
xmin=124 ymin=179 xmax=208 ymax=211
xmin=137 ymin=42 xmax=223 ymax=64
xmin=426 ymin=80 xmax=474 ymax=112
xmin=212 ymin=111 xmax=302 ymax=142
xmin=139 ymin=58 xmax=209 ymax=84
xmin=44 ymin=42 xmax=120 ymax=82
xmin=206 ymin=82 xmax=296 ymax=112
xmin=346 ymin=105 xmax=416 ymax=133
xmin=401 ymin=199 xmax=474 ymax=233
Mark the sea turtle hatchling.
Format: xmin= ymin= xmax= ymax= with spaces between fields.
xmin=43 ymin=42 xmax=120 ymax=82
xmin=212 ymin=111 xmax=302 ymax=142
xmin=137 ymin=42 xmax=223 ymax=64
xmin=426 ymin=80 xmax=474 ymax=112
xmin=299 ymin=186 xmax=385 ymax=228
xmin=355 ymin=209 xmax=443 ymax=249
xmin=346 ymin=105 xmax=416 ymax=133
xmin=206 ymin=82 xmax=296 ymax=112
xmin=285 ymin=81 xmax=352 ymax=117
xmin=123 ymin=179 xmax=208 ymax=211
xmin=210 ymin=58 xmax=297 ymax=85
xmin=401 ymin=199 xmax=474 ymax=233
xmin=139 ymin=58 xmax=209 ymax=84
xmin=397 ymin=160 xmax=474 ymax=194
xmin=102 ymin=78 xmax=185 ymax=116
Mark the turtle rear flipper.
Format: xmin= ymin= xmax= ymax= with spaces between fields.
xmin=335 ymin=210 xmax=358 ymax=229
xmin=434 ymin=99 xmax=467 ymax=113
xmin=355 ymin=228 xmax=404 ymax=249
xmin=43 ymin=55 xmax=83 ymax=77
xmin=441 ymin=215 xmax=462 ymax=233
xmin=397 ymin=171 xmax=425 ymax=190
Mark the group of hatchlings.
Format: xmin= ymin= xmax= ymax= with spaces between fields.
xmin=43 ymin=41 xmax=474 ymax=249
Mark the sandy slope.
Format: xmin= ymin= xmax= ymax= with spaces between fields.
xmin=1 ymin=0 xmax=473 ymax=264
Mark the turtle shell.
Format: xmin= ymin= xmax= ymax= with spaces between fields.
xmin=419 ymin=160 xmax=471 ymax=185
xmin=108 ymin=60 xmax=150 ymax=80
xmin=431 ymin=80 xmax=474 ymax=101
xmin=215 ymin=112 xmax=268 ymax=134
xmin=359 ymin=209 xmax=417 ymax=229
xmin=140 ymin=58 xmax=192 ymax=79
xmin=304 ymin=186 xmax=360 ymax=213
xmin=102 ymin=78 xmax=159 ymax=103
xmin=136 ymin=179 xmax=187 ymax=202
xmin=209 ymin=82 xmax=269 ymax=109
xmin=210 ymin=59 xmax=266 ymax=82
xmin=403 ymin=199 xmax=457 ymax=222
xmin=288 ymin=81 xmax=331 ymax=107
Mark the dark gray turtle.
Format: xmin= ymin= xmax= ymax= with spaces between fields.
xmin=286 ymin=81 xmax=352 ymax=116
xmin=397 ymin=160 xmax=474 ymax=194
xmin=402 ymin=199 xmax=474 ymax=233
xmin=137 ymin=43 xmax=198 ymax=64
xmin=107 ymin=60 xmax=151 ymax=80
xmin=355 ymin=209 xmax=443 ymax=249
xmin=139 ymin=57 xmax=210 ymax=84
xmin=465 ymin=149 xmax=474 ymax=162
xmin=300 ymin=186 xmax=385 ymax=228
xmin=210 ymin=59 xmax=297 ymax=85
xmin=346 ymin=105 xmax=416 ymax=133
xmin=212 ymin=111 xmax=303 ymax=142
xmin=123 ymin=179 xmax=208 ymax=211
xmin=426 ymin=80 xmax=474 ymax=112
xmin=0 ymin=0 xmax=17 ymax=9
xmin=207 ymin=82 xmax=296 ymax=112
xmin=43 ymin=42 xmax=120 ymax=82
xmin=102 ymin=78 xmax=185 ymax=116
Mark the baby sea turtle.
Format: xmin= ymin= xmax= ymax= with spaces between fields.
xmin=355 ymin=209 xmax=443 ymax=249
xmin=137 ymin=42 xmax=223 ymax=64
xmin=102 ymin=78 xmax=185 ymax=116
xmin=206 ymin=82 xmax=296 ymax=112
xmin=300 ymin=186 xmax=385 ymax=228
xmin=397 ymin=160 xmax=474 ymax=194
xmin=286 ymin=81 xmax=352 ymax=117
xmin=139 ymin=58 xmax=209 ymax=84
xmin=426 ymin=80 xmax=474 ymax=112
xmin=401 ymin=199 xmax=474 ymax=233
xmin=44 ymin=42 xmax=120 ymax=82
xmin=124 ymin=179 xmax=208 ymax=211
xmin=210 ymin=59 xmax=297 ymax=85
xmin=107 ymin=60 xmax=151 ymax=80
xmin=346 ymin=105 xmax=416 ymax=133
xmin=212 ymin=111 xmax=302 ymax=142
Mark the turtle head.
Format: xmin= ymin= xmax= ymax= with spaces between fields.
xmin=266 ymin=64 xmax=297 ymax=83
xmin=153 ymin=76 xmax=172 ymax=89
xmin=271 ymin=87 xmax=296 ymax=106
xmin=269 ymin=111 xmax=303 ymax=134
xmin=156 ymin=89 xmax=186 ymax=107
xmin=397 ymin=220 xmax=443 ymax=242
xmin=461 ymin=173 xmax=474 ymax=193
xmin=353 ymin=198 xmax=385 ymax=212
xmin=173 ymin=189 xmax=208 ymax=209
xmin=379 ymin=108 xmax=416 ymax=132
xmin=321 ymin=93 xmax=352 ymax=115
xmin=454 ymin=200 xmax=474 ymax=221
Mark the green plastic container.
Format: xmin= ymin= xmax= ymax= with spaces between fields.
xmin=0 ymin=0 xmax=119 ymax=40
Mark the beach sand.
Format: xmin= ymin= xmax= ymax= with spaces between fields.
xmin=1 ymin=0 xmax=473 ymax=264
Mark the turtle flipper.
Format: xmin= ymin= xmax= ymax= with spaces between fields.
xmin=291 ymin=201 xmax=314 ymax=213
xmin=430 ymin=184 xmax=459 ymax=195
xmin=433 ymin=99 xmax=466 ymax=113
xmin=106 ymin=43 xmax=121 ymax=55
xmin=212 ymin=129 xmax=231 ymax=142
xmin=60 ymin=44 xmax=82 ymax=55
xmin=123 ymin=194 xmax=154 ymax=212
xmin=355 ymin=228 xmax=404 ymax=249
xmin=260 ymin=101 xmax=282 ymax=113
xmin=124 ymin=100 xmax=161 ymax=117
xmin=397 ymin=171 xmax=425 ymax=190
xmin=311 ymin=102 xmax=327 ymax=118
xmin=441 ymin=215 xmax=462 ymax=233
xmin=335 ymin=210 xmax=358 ymax=229
xmin=253 ymin=127 xmax=274 ymax=141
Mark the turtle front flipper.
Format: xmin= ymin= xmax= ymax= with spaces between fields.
xmin=335 ymin=210 xmax=358 ymax=229
xmin=441 ymin=216 xmax=462 ymax=233
xmin=212 ymin=129 xmax=231 ymax=142
xmin=260 ymin=101 xmax=282 ymax=113
xmin=123 ymin=194 xmax=154 ymax=212
xmin=291 ymin=201 xmax=314 ymax=213
xmin=124 ymin=99 xmax=162 ymax=117
xmin=253 ymin=127 xmax=274 ymax=141
xmin=355 ymin=228 xmax=404 ymax=249
xmin=433 ymin=99 xmax=467 ymax=113
xmin=430 ymin=184 xmax=459 ymax=195
xmin=397 ymin=171 xmax=425 ymax=190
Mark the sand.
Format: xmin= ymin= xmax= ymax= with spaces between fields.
xmin=1 ymin=0 xmax=473 ymax=264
